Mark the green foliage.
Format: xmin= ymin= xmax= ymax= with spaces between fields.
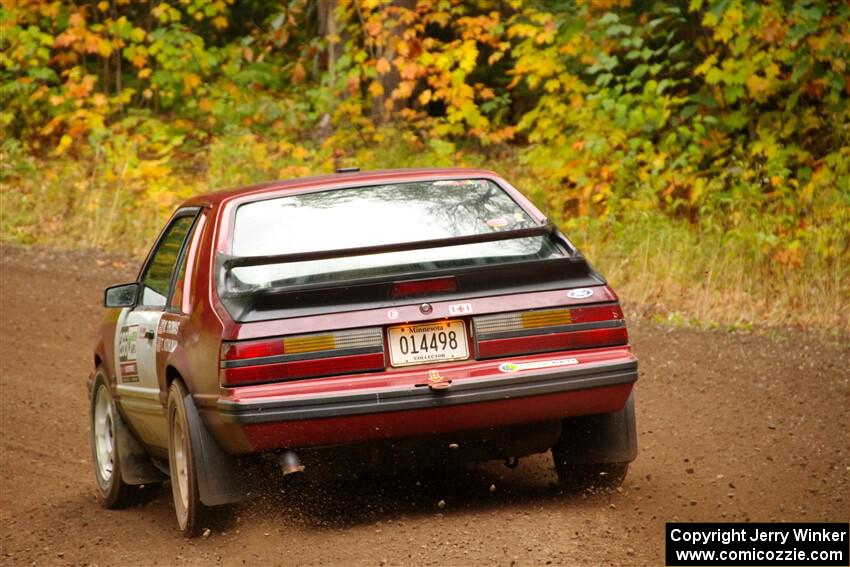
xmin=1 ymin=0 xmax=848 ymax=333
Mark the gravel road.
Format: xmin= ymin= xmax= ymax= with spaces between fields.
xmin=1 ymin=246 xmax=847 ymax=566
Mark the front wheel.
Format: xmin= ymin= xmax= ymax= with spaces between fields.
xmin=90 ymin=370 xmax=136 ymax=508
xmin=167 ymin=380 xmax=209 ymax=536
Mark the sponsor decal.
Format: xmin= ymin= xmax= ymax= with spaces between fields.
xmin=118 ymin=325 xmax=139 ymax=381
xmin=498 ymin=358 xmax=579 ymax=373
xmin=156 ymin=337 xmax=178 ymax=353
xmin=119 ymin=362 xmax=139 ymax=382
xmin=448 ymin=302 xmax=473 ymax=315
xmin=567 ymin=288 xmax=594 ymax=299
xmin=157 ymin=319 xmax=180 ymax=335
xmin=387 ymin=309 xmax=399 ymax=320
xmin=118 ymin=325 xmax=139 ymax=363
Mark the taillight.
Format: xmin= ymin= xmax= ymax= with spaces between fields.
xmin=473 ymin=304 xmax=627 ymax=359
xmin=220 ymin=327 xmax=385 ymax=387
xmin=390 ymin=276 xmax=457 ymax=298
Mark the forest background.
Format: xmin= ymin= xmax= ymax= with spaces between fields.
xmin=2 ymin=0 xmax=848 ymax=335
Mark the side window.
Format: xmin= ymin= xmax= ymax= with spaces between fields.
xmin=169 ymin=213 xmax=204 ymax=312
xmin=139 ymin=215 xmax=196 ymax=308
xmin=168 ymin=228 xmax=192 ymax=311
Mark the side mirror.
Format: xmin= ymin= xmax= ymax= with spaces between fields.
xmin=104 ymin=282 xmax=139 ymax=308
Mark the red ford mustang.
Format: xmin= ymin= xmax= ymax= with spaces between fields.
xmin=89 ymin=168 xmax=638 ymax=535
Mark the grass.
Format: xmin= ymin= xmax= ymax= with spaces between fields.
xmin=567 ymin=213 xmax=849 ymax=338
xmin=2 ymin=136 xmax=847 ymax=340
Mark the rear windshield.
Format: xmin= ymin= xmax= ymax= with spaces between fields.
xmin=226 ymin=179 xmax=564 ymax=292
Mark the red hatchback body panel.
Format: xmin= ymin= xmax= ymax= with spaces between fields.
xmin=95 ymin=168 xmax=637 ymax=460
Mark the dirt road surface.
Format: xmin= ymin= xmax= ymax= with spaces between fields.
xmin=1 ymin=246 xmax=848 ymax=566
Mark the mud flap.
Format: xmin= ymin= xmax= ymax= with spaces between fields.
xmin=115 ymin=410 xmax=168 ymax=486
xmin=182 ymin=391 xmax=250 ymax=506
xmin=554 ymin=392 xmax=637 ymax=465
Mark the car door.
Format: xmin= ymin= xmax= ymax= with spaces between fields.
xmin=114 ymin=209 xmax=200 ymax=449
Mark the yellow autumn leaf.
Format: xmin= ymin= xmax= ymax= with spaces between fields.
xmin=419 ymin=89 xmax=432 ymax=105
xmin=745 ymin=73 xmax=769 ymax=99
xmin=292 ymin=146 xmax=309 ymax=160
xmin=139 ymin=160 xmax=171 ymax=178
xmin=458 ymin=40 xmax=478 ymax=73
xmin=96 ymin=38 xmax=113 ymax=58
xmin=55 ymin=134 xmax=72 ymax=156
xmin=182 ymin=73 xmax=202 ymax=93
xmin=765 ymin=63 xmax=780 ymax=80
xmin=535 ymin=27 xmax=555 ymax=45
xmin=376 ymin=57 xmax=391 ymax=75
xmin=694 ymin=54 xmax=717 ymax=76
xmin=368 ymin=80 xmax=384 ymax=98
xmin=131 ymin=51 xmax=148 ymax=68
xmin=364 ymin=21 xmax=382 ymax=37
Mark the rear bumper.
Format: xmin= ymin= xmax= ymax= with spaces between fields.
xmin=219 ymin=359 xmax=636 ymax=423
xmin=216 ymin=353 xmax=637 ymax=450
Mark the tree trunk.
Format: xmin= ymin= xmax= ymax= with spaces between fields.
xmin=369 ymin=0 xmax=415 ymax=124
xmin=317 ymin=0 xmax=340 ymax=83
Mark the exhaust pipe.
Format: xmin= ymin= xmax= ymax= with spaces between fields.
xmin=279 ymin=450 xmax=305 ymax=476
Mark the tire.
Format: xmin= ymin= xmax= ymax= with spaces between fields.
xmin=552 ymin=459 xmax=629 ymax=491
xmin=90 ymin=369 xmax=137 ymax=508
xmin=167 ymin=379 xmax=209 ymax=536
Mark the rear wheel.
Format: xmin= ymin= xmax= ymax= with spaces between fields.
xmin=91 ymin=370 xmax=136 ymax=508
xmin=551 ymin=394 xmax=637 ymax=491
xmin=167 ymin=380 xmax=209 ymax=536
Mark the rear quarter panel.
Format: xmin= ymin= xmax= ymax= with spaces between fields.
xmin=166 ymin=207 xmax=253 ymax=452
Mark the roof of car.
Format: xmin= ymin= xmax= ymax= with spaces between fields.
xmin=183 ymin=167 xmax=506 ymax=209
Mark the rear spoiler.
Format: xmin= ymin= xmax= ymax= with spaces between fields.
xmin=215 ymin=224 xmax=605 ymax=322
xmin=218 ymin=224 xmax=554 ymax=269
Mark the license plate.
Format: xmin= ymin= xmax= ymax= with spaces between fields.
xmin=387 ymin=320 xmax=469 ymax=367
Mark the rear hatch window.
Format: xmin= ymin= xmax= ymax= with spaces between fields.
xmin=227 ymin=179 xmax=565 ymax=291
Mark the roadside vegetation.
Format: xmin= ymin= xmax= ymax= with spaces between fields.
xmin=2 ymin=0 xmax=848 ymax=335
